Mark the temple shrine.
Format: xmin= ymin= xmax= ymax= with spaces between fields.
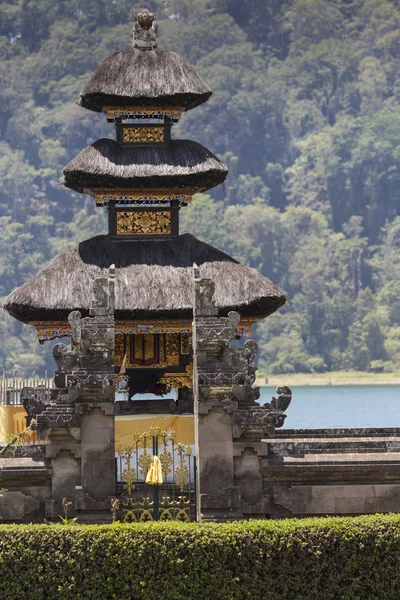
xmin=2 ymin=9 xmax=290 ymax=522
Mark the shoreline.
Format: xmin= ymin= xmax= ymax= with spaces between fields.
xmin=256 ymin=371 xmax=400 ymax=387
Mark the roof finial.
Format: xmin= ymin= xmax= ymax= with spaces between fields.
xmin=133 ymin=8 xmax=158 ymax=50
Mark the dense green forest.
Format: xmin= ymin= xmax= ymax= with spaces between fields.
xmin=0 ymin=0 xmax=400 ymax=376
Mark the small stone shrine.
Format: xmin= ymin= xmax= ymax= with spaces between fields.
xmin=3 ymin=9 xmax=289 ymax=522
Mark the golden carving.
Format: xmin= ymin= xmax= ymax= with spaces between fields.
xmin=166 ymin=333 xmax=180 ymax=366
xmin=160 ymin=497 xmax=191 ymax=522
xmin=31 ymin=318 xmax=257 ymax=343
xmin=114 ymin=335 xmax=125 ymax=366
xmin=118 ymin=447 xmax=136 ymax=495
xmin=138 ymin=447 xmax=153 ymax=480
xmin=117 ymin=211 xmax=171 ymax=235
xmin=160 ymin=363 xmax=193 ymax=389
xmin=175 ymin=461 xmax=190 ymax=492
xmin=104 ymin=105 xmax=184 ymax=122
xmin=86 ymin=188 xmax=194 ymax=207
xmin=115 ymin=321 xmax=192 ymax=335
xmin=158 ymin=445 xmax=173 ymax=480
xmin=180 ymin=333 xmax=190 ymax=355
xmin=31 ymin=321 xmax=71 ymax=344
xmin=123 ymin=127 xmax=164 ymax=143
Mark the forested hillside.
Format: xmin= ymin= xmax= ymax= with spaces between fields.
xmin=1 ymin=0 xmax=400 ymax=375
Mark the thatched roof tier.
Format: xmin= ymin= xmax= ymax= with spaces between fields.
xmin=76 ymin=47 xmax=212 ymax=113
xmin=61 ymin=139 xmax=228 ymax=193
xmin=3 ymin=234 xmax=286 ymax=324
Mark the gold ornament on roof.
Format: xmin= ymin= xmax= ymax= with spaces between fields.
xmin=123 ymin=127 xmax=165 ymax=143
xmin=117 ymin=211 xmax=172 ymax=235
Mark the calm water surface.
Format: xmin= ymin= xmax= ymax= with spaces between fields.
xmin=260 ymin=385 xmax=400 ymax=429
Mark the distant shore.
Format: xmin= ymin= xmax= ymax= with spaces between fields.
xmin=256 ymin=371 xmax=400 ymax=387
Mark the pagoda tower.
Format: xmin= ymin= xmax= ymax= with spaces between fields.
xmin=4 ymin=10 xmax=287 ymax=520
xmin=4 ymin=9 xmax=286 ymax=400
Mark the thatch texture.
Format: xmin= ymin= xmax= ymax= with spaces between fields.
xmin=76 ymin=47 xmax=212 ymax=112
xmin=3 ymin=234 xmax=286 ymax=323
xmin=61 ymin=139 xmax=228 ymax=192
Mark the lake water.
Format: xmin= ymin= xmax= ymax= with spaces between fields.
xmin=260 ymin=385 xmax=400 ymax=429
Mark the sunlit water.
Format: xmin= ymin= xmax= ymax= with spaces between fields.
xmin=260 ymin=385 xmax=400 ymax=429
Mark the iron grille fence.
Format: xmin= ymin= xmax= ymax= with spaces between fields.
xmin=0 ymin=375 xmax=54 ymax=406
xmin=116 ymin=427 xmax=197 ymax=522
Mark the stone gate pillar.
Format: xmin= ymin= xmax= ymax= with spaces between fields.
xmin=36 ymin=267 xmax=116 ymax=523
xmin=192 ymin=266 xmax=291 ymax=521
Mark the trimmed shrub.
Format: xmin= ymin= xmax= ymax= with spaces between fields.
xmin=0 ymin=515 xmax=400 ymax=599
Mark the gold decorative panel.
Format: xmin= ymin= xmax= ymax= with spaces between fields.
xmin=117 ymin=211 xmax=171 ymax=235
xmin=123 ymin=127 xmax=164 ymax=143
xmin=105 ymin=105 xmax=183 ymax=122
xmin=115 ymin=333 xmax=166 ymax=369
xmin=166 ymin=333 xmax=180 ymax=366
xmin=32 ymin=321 xmax=71 ymax=344
xmin=180 ymin=333 xmax=190 ymax=355
xmin=160 ymin=364 xmax=193 ymax=389
xmin=115 ymin=333 xmax=180 ymax=369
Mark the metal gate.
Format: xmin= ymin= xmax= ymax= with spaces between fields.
xmin=116 ymin=426 xmax=197 ymax=522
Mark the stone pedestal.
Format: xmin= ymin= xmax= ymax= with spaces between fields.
xmin=80 ymin=404 xmax=115 ymax=500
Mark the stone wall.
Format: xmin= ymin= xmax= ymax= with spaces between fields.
xmin=260 ymin=428 xmax=400 ymax=518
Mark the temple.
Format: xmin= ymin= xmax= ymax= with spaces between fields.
xmin=2 ymin=9 xmax=289 ymax=522
xmin=4 ymin=9 xmax=285 ymax=404
xmin=2 ymin=10 xmax=400 ymax=523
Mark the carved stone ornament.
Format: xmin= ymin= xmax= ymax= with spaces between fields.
xmin=20 ymin=386 xmax=48 ymax=427
xmin=35 ymin=267 xmax=116 ymax=439
xmin=192 ymin=266 xmax=292 ymax=436
xmin=132 ymin=9 xmax=158 ymax=50
xmin=32 ymin=318 xmax=254 ymax=343
xmin=233 ymin=386 xmax=292 ymax=439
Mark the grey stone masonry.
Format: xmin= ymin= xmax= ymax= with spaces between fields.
xmin=192 ymin=265 xmax=291 ymax=520
xmin=35 ymin=267 xmax=116 ymax=522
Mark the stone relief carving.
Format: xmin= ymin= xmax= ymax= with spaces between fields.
xmin=193 ymin=265 xmax=292 ymax=436
xmin=233 ymin=385 xmax=292 ymax=440
xmin=35 ymin=268 xmax=115 ymax=438
xmin=132 ymin=9 xmax=158 ymax=50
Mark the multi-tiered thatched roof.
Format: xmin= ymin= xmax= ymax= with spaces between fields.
xmin=77 ymin=47 xmax=212 ymax=113
xmin=4 ymin=234 xmax=286 ymax=323
xmin=62 ymin=139 xmax=228 ymax=193
xmin=3 ymin=10 xmax=288 ymax=328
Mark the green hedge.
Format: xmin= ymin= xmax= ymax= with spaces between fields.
xmin=1 ymin=515 xmax=400 ymax=599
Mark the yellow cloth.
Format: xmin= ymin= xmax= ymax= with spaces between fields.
xmin=0 ymin=405 xmax=36 ymax=442
xmin=145 ymin=455 xmax=163 ymax=485
xmin=115 ymin=414 xmax=194 ymax=446
xmin=0 ymin=406 xmax=194 ymax=447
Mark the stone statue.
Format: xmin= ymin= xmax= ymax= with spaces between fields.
xmin=132 ymin=9 xmax=158 ymax=50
